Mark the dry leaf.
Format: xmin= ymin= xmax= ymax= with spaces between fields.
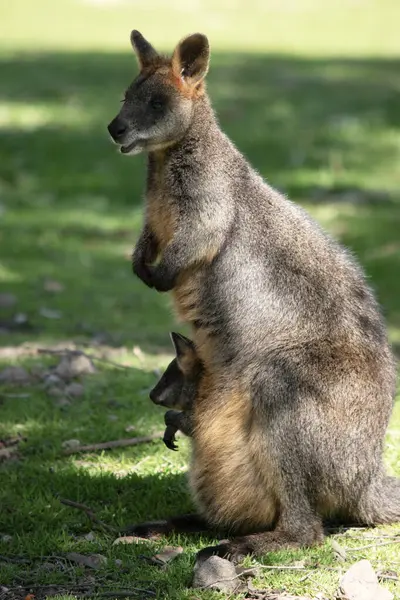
xmin=151 ymin=545 xmax=183 ymax=566
xmin=113 ymin=535 xmax=152 ymax=546
xmin=0 ymin=446 xmax=19 ymax=462
xmin=132 ymin=346 xmax=144 ymax=361
xmin=332 ymin=539 xmax=347 ymax=561
xmin=65 ymin=552 xmax=107 ymax=570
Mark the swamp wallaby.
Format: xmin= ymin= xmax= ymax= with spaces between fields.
xmin=108 ymin=31 xmax=399 ymax=562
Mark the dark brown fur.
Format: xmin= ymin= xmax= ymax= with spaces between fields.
xmin=109 ymin=31 xmax=399 ymax=563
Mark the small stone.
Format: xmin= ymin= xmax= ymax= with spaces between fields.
xmin=62 ymin=439 xmax=81 ymax=450
xmin=125 ymin=424 xmax=136 ymax=433
xmin=65 ymin=552 xmax=107 ymax=570
xmin=65 ymin=382 xmax=84 ymax=397
xmin=107 ymin=414 xmax=118 ymax=421
xmin=44 ymin=374 xmax=64 ymax=388
xmin=192 ymin=555 xmax=239 ymax=592
xmin=54 ymin=397 xmax=71 ymax=408
xmin=340 ymin=560 xmax=393 ymax=600
xmin=0 ymin=534 xmax=12 ymax=543
xmin=47 ymin=387 xmax=64 ymax=397
xmin=14 ymin=313 xmax=28 ymax=324
xmin=55 ymin=354 xmax=96 ymax=379
xmin=30 ymin=364 xmax=48 ymax=380
xmin=0 ymin=293 xmax=17 ymax=308
xmin=152 ymin=545 xmax=183 ymax=565
xmin=43 ymin=279 xmax=64 ymax=293
xmin=39 ymin=307 xmax=62 ymax=319
xmin=0 ymin=366 xmax=31 ymax=385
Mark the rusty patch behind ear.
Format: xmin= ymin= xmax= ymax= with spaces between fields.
xmin=171 ymin=33 xmax=210 ymax=93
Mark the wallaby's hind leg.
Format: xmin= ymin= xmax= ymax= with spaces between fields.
xmin=123 ymin=513 xmax=211 ymax=537
xmin=196 ymin=504 xmax=324 ymax=564
xmin=356 ymin=475 xmax=400 ymax=525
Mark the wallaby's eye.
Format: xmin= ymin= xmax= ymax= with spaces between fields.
xmin=150 ymin=97 xmax=164 ymax=111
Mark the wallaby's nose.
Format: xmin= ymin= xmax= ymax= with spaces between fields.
xmin=107 ymin=117 xmax=127 ymax=142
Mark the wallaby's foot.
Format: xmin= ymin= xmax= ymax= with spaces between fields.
xmin=123 ymin=513 xmax=210 ymax=537
xmin=196 ymin=521 xmax=324 ymax=564
xmin=163 ymin=424 xmax=178 ymax=451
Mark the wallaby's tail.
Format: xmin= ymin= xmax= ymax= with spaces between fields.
xmin=357 ymin=476 xmax=400 ymax=525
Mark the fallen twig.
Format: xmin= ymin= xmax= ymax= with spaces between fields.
xmin=83 ymin=590 xmax=156 ymax=598
xmin=1 ymin=393 xmax=32 ymax=398
xmin=377 ymin=573 xmax=399 ymax=582
xmin=4 ymin=583 xmax=156 ymax=599
xmin=37 ymin=347 xmax=131 ymax=371
xmin=62 ymin=433 xmax=164 ymax=455
xmin=58 ymin=497 xmax=118 ymax=534
xmin=0 ymin=554 xmax=30 ymax=564
xmin=255 ymin=564 xmax=308 ymax=571
xmin=346 ymin=539 xmax=400 ymax=552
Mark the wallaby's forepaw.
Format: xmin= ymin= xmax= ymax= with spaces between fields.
xmin=131 ymin=256 xmax=154 ymax=289
xmin=147 ymin=265 xmax=177 ymax=293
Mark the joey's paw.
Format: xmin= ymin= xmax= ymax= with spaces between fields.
xmin=163 ymin=437 xmax=178 ymax=451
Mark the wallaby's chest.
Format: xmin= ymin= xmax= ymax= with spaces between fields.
xmin=146 ymin=156 xmax=178 ymax=248
xmin=146 ymin=189 xmax=177 ymax=248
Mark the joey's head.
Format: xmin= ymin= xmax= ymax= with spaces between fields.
xmin=149 ymin=332 xmax=202 ymax=411
xmin=107 ymin=31 xmax=210 ymax=155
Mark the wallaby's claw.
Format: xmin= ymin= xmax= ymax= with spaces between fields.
xmin=163 ymin=437 xmax=178 ymax=451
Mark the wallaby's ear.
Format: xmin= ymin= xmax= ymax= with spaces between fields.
xmin=172 ymin=33 xmax=210 ymax=87
xmin=169 ymin=332 xmax=196 ymax=374
xmin=130 ymin=30 xmax=158 ymax=69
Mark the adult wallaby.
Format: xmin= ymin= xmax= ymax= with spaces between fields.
xmin=108 ymin=31 xmax=399 ymax=562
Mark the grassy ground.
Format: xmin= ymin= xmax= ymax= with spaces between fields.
xmin=1 ymin=0 xmax=400 ymax=598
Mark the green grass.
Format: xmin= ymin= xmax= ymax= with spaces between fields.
xmin=0 ymin=0 xmax=400 ymax=598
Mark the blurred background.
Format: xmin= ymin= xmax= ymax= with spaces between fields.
xmin=0 ymin=2 xmax=400 ymax=593
xmin=1 ymin=0 xmax=400 ymax=351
